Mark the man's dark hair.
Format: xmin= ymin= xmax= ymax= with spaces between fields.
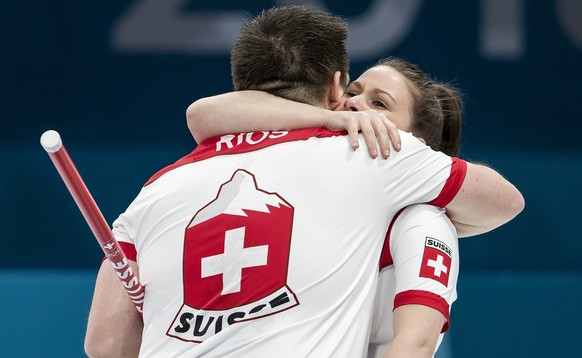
xmin=231 ymin=5 xmax=349 ymax=106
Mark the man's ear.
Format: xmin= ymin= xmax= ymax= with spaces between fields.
xmin=328 ymin=71 xmax=344 ymax=109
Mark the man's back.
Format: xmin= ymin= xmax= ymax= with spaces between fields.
xmin=113 ymin=128 xmax=464 ymax=357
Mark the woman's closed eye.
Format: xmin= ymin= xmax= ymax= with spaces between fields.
xmin=371 ymin=100 xmax=388 ymax=109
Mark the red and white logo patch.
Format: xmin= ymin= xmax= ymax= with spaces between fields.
xmin=168 ymin=169 xmax=299 ymax=342
xmin=419 ymin=237 xmax=452 ymax=287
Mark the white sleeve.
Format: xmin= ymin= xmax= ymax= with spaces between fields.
xmin=377 ymin=132 xmax=466 ymax=210
xmin=111 ymin=192 xmax=144 ymax=261
xmin=390 ymin=204 xmax=459 ymax=332
xmin=367 ymin=205 xmax=459 ymax=358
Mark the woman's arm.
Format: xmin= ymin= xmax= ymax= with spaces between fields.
xmin=186 ymin=90 xmax=400 ymax=158
xmin=383 ymin=305 xmax=445 ymax=358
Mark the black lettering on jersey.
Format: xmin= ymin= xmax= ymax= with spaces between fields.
xmin=174 ymin=312 xmax=194 ymax=333
xmin=249 ymin=304 xmax=266 ymax=314
xmin=270 ymin=291 xmax=290 ymax=308
xmin=193 ymin=315 xmax=215 ymax=336
xmin=227 ymin=311 xmax=245 ymax=325
xmin=425 ymin=237 xmax=452 ymax=257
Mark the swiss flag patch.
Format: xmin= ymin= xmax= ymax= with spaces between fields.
xmin=419 ymin=237 xmax=452 ymax=287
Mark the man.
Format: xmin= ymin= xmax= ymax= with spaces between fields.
xmin=85 ymin=6 xmax=523 ymax=357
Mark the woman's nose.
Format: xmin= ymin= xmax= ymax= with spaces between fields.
xmin=344 ymin=95 xmax=365 ymax=111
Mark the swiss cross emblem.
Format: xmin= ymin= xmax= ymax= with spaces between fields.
xmin=167 ymin=169 xmax=299 ymax=342
xmin=419 ymin=237 xmax=452 ymax=287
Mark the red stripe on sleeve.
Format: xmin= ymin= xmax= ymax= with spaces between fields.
xmin=394 ymin=290 xmax=451 ymax=333
xmin=101 ymin=241 xmax=137 ymax=263
xmin=379 ymin=208 xmax=406 ymax=270
xmin=429 ymin=158 xmax=467 ymax=208
xmin=118 ymin=241 xmax=137 ymax=261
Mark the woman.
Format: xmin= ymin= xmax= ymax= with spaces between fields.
xmin=187 ymin=57 xmax=463 ymax=358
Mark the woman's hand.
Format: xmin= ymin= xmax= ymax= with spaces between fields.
xmin=324 ymin=110 xmax=401 ymax=159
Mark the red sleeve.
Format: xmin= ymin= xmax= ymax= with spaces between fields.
xmin=394 ymin=290 xmax=451 ymax=333
xmin=379 ymin=208 xmax=406 ymax=270
xmin=101 ymin=242 xmax=137 ymax=263
xmin=428 ymin=158 xmax=467 ymax=208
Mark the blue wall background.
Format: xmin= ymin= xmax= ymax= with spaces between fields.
xmin=1 ymin=1 xmax=581 ymax=357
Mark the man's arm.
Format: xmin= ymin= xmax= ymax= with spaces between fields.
xmin=383 ymin=305 xmax=444 ymax=358
xmin=85 ymin=260 xmax=143 ymax=358
xmin=445 ymin=162 xmax=525 ymax=237
xmin=186 ymin=90 xmax=400 ymax=158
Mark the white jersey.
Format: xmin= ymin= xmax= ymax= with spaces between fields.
xmin=112 ymin=128 xmax=466 ymax=358
xmin=367 ymin=204 xmax=459 ymax=358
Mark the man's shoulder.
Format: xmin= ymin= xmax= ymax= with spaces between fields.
xmin=397 ymin=130 xmax=435 ymax=150
xmin=144 ymin=128 xmax=348 ymax=186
